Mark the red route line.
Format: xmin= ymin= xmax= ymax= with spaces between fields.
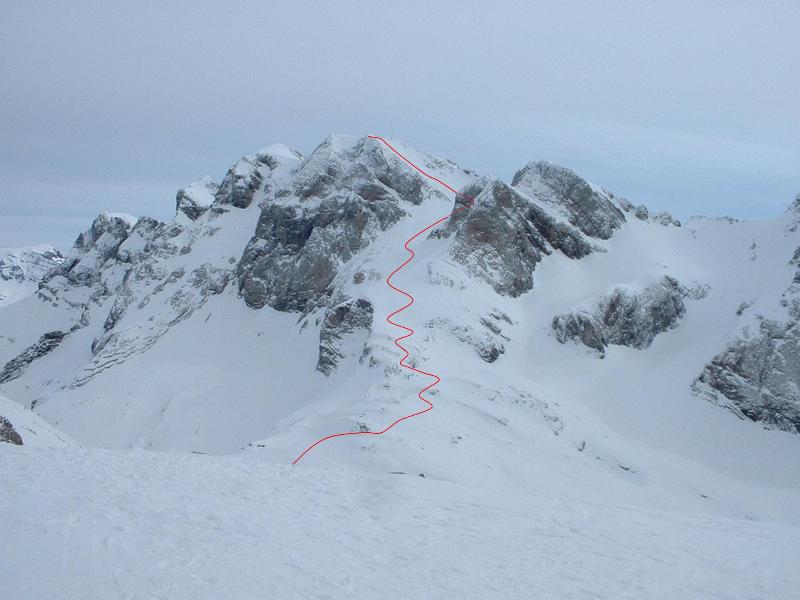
xmin=291 ymin=135 xmax=475 ymax=465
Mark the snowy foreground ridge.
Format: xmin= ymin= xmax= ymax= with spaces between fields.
xmin=2 ymin=134 xmax=800 ymax=598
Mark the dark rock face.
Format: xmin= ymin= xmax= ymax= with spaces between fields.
xmin=237 ymin=137 xmax=423 ymax=313
xmin=553 ymin=276 xmax=688 ymax=355
xmin=0 ymin=330 xmax=66 ymax=384
xmin=238 ymin=197 xmax=403 ymax=312
xmin=176 ymin=191 xmax=207 ymax=221
xmin=602 ymin=277 xmax=687 ymax=348
xmin=694 ymin=245 xmax=800 ymax=434
xmin=552 ymin=312 xmax=606 ymax=354
xmin=0 ymin=416 xmax=23 ymax=445
xmin=447 ymin=178 xmax=593 ymax=297
xmin=214 ymin=157 xmax=265 ymax=209
xmin=695 ymin=320 xmax=800 ymax=433
xmin=317 ymin=298 xmax=374 ymax=375
xmin=176 ymin=179 xmax=218 ymax=221
xmin=511 ymin=161 xmax=626 ymax=239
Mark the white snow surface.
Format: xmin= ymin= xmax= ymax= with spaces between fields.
xmin=1 ymin=135 xmax=799 ymax=598
xmin=2 ymin=444 xmax=799 ymax=600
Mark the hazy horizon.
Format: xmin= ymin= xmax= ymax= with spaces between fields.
xmin=2 ymin=1 xmax=798 ymax=250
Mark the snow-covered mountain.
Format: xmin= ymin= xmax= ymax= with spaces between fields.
xmin=2 ymin=133 xmax=799 ymax=598
xmin=0 ymin=244 xmax=63 ymax=307
xmin=2 ymin=134 xmax=799 ymax=472
xmin=1 ymin=134 xmax=797 ymax=491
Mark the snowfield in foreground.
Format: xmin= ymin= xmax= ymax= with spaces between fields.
xmin=3 ymin=444 xmax=799 ymax=600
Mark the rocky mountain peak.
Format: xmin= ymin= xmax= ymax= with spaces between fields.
xmin=45 ymin=212 xmax=137 ymax=289
xmin=511 ymin=160 xmax=626 ymax=239
xmin=213 ymin=156 xmax=269 ymax=209
xmin=235 ymin=136 xmax=473 ymax=313
xmin=446 ymin=177 xmax=593 ymax=296
xmin=176 ymin=177 xmax=219 ymax=222
xmin=254 ymin=143 xmax=304 ymax=165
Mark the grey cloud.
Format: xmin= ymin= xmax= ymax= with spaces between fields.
xmin=1 ymin=0 xmax=798 ymax=249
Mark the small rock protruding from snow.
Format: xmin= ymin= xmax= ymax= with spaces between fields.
xmin=0 ymin=415 xmax=23 ymax=445
xmin=616 ymin=197 xmax=681 ymax=227
xmin=0 ymin=394 xmax=75 ymax=447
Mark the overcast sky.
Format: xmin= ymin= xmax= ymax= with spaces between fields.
xmin=1 ymin=1 xmax=798 ymax=250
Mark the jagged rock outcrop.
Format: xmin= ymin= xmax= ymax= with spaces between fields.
xmin=552 ymin=312 xmax=607 ymax=354
xmin=553 ymin=276 xmax=688 ymax=355
xmin=176 ymin=177 xmax=218 ymax=221
xmin=316 ymin=298 xmax=374 ymax=375
xmin=786 ymin=194 xmax=800 ymax=233
xmin=0 ymin=246 xmax=63 ymax=287
xmin=446 ymin=178 xmax=593 ymax=296
xmin=43 ymin=213 xmax=136 ymax=289
xmin=291 ymin=136 xmax=429 ymax=206
xmin=0 ymin=245 xmax=64 ymax=305
xmin=511 ymin=161 xmax=626 ymax=239
xmin=694 ymin=319 xmax=800 ymax=433
xmin=238 ymin=197 xmax=403 ymax=312
xmin=0 ymin=415 xmax=23 ymax=445
xmin=428 ymin=310 xmax=512 ymax=363
xmin=617 ymin=198 xmax=681 ymax=227
xmin=214 ymin=157 xmax=266 ymax=209
xmin=693 ymin=244 xmax=800 ymax=433
xmin=0 ymin=331 xmax=67 ymax=384
xmin=238 ymin=136 xmax=441 ymax=312
xmin=79 ymin=262 xmax=231 ymax=387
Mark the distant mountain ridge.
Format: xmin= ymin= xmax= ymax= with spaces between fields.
xmin=0 ymin=244 xmax=63 ymax=307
